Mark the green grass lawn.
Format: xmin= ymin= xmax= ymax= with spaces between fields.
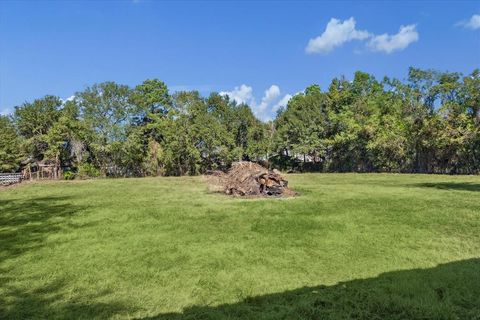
xmin=1 ymin=174 xmax=479 ymax=319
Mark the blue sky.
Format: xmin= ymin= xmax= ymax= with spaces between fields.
xmin=1 ymin=1 xmax=479 ymax=120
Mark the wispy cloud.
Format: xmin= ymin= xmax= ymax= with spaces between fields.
xmin=457 ymin=14 xmax=480 ymax=30
xmin=0 ymin=107 xmax=13 ymax=116
xmin=368 ymin=25 xmax=419 ymax=54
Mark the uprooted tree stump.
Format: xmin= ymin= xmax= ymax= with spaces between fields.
xmin=208 ymin=161 xmax=296 ymax=197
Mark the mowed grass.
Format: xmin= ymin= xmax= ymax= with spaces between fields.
xmin=0 ymin=174 xmax=479 ymax=319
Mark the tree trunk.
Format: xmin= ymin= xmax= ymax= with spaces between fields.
xmin=55 ymin=154 xmax=60 ymax=179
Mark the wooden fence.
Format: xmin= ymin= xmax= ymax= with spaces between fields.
xmin=0 ymin=173 xmax=23 ymax=185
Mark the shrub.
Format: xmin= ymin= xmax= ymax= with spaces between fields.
xmin=77 ymin=163 xmax=100 ymax=179
xmin=63 ymin=171 xmax=76 ymax=180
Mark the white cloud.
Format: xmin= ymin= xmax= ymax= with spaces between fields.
xmin=457 ymin=14 xmax=480 ymax=30
xmin=61 ymin=95 xmax=75 ymax=103
xmin=0 ymin=107 xmax=13 ymax=116
xmin=306 ymin=17 xmax=371 ymax=54
xmin=219 ymin=84 xmax=254 ymax=106
xmin=272 ymin=94 xmax=293 ymax=113
xmin=258 ymin=85 xmax=281 ymax=112
xmin=367 ymin=24 xmax=419 ymax=54
xmin=306 ymin=17 xmax=419 ymax=54
xmin=220 ymin=84 xmax=292 ymax=121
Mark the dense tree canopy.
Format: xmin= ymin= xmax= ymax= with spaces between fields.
xmin=1 ymin=68 xmax=479 ymax=177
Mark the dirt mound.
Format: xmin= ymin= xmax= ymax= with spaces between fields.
xmin=208 ymin=161 xmax=295 ymax=197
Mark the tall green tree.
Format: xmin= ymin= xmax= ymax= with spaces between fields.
xmin=0 ymin=116 xmax=23 ymax=172
xmin=76 ymin=82 xmax=133 ymax=176
xmin=14 ymin=95 xmax=62 ymax=162
xmin=274 ymin=85 xmax=327 ymax=169
xmin=129 ymin=79 xmax=173 ymax=175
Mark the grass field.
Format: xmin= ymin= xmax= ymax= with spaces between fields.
xmin=1 ymin=173 xmax=479 ymax=319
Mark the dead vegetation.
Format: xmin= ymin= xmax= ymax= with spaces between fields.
xmin=207 ymin=161 xmax=296 ymax=197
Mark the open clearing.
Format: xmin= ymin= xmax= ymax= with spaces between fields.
xmin=1 ymin=174 xmax=479 ymax=319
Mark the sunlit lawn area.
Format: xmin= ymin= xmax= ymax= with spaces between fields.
xmin=1 ymin=174 xmax=479 ymax=319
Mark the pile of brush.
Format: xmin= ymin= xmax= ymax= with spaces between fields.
xmin=208 ymin=161 xmax=295 ymax=197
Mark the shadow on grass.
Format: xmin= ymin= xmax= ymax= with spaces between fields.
xmin=0 ymin=196 xmax=89 ymax=262
xmin=0 ymin=196 xmax=136 ymax=319
xmin=142 ymin=259 xmax=480 ymax=320
xmin=1 ymin=195 xmax=478 ymax=319
xmin=411 ymin=182 xmax=480 ymax=192
xmin=0 ymin=270 xmax=136 ymax=319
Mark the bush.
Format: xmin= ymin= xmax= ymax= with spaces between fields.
xmin=77 ymin=163 xmax=100 ymax=179
xmin=268 ymin=154 xmax=302 ymax=172
xmin=63 ymin=171 xmax=76 ymax=180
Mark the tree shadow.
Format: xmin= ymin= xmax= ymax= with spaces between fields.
xmin=410 ymin=182 xmax=480 ymax=192
xmin=1 ymin=195 xmax=479 ymax=319
xmin=141 ymin=259 xmax=480 ymax=320
xmin=0 ymin=269 xmax=136 ymax=319
xmin=0 ymin=196 xmax=89 ymax=263
xmin=0 ymin=196 xmax=136 ymax=319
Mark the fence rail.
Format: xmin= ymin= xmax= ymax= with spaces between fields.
xmin=0 ymin=173 xmax=23 ymax=185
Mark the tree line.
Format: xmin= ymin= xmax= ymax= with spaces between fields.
xmin=1 ymin=67 xmax=479 ymax=177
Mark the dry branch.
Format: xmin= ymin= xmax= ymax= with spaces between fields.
xmin=208 ymin=161 xmax=296 ymax=197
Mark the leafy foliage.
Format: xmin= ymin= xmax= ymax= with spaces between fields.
xmin=0 ymin=116 xmax=23 ymax=172
xmin=2 ymin=69 xmax=479 ymax=175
